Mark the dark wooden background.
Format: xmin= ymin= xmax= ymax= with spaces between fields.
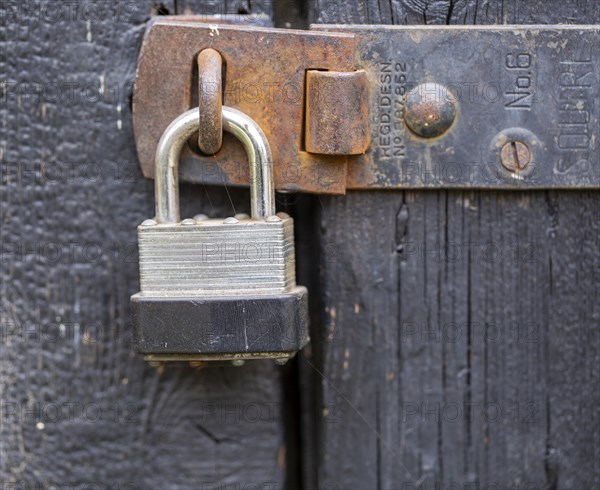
xmin=1 ymin=1 xmax=598 ymax=489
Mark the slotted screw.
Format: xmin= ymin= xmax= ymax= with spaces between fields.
xmin=500 ymin=141 xmax=531 ymax=172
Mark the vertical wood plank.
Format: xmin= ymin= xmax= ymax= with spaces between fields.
xmin=0 ymin=1 xmax=286 ymax=488
xmin=302 ymin=1 xmax=600 ymax=489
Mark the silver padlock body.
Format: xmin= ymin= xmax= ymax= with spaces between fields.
xmin=137 ymin=216 xmax=296 ymax=296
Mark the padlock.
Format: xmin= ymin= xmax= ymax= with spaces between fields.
xmin=131 ymin=106 xmax=309 ymax=364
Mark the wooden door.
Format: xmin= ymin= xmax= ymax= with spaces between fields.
xmin=2 ymin=1 xmax=598 ymax=489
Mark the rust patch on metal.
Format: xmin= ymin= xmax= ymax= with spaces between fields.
xmin=133 ymin=18 xmax=357 ymax=194
xmin=197 ymin=49 xmax=223 ymax=155
xmin=305 ymin=70 xmax=370 ymax=155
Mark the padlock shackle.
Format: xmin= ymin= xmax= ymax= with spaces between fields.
xmin=154 ymin=106 xmax=275 ymax=223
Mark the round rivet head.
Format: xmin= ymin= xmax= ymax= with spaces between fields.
xmin=234 ymin=213 xmax=250 ymax=220
xmin=231 ymin=359 xmax=245 ymax=367
xmin=181 ymin=218 xmax=195 ymax=226
xmin=276 ymin=212 xmax=290 ymax=220
xmin=223 ymin=217 xmax=239 ymax=224
xmin=274 ymin=358 xmax=289 ymax=366
xmin=265 ymin=215 xmax=282 ymax=223
xmin=141 ymin=219 xmax=157 ymax=227
xmin=193 ymin=214 xmax=209 ymax=222
xmin=404 ymin=82 xmax=458 ymax=138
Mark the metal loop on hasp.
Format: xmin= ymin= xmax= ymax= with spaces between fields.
xmin=197 ymin=48 xmax=223 ymax=155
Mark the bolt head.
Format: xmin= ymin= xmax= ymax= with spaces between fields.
xmin=404 ymin=83 xmax=458 ymax=138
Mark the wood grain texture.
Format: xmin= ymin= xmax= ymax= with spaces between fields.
xmin=0 ymin=1 xmax=288 ymax=489
xmin=302 ymin=1 xmax=600 ymax=489
xmin=2 ymin=1 xmax=599 ymax=489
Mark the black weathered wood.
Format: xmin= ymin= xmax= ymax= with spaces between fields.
xmin=2 ymin=1 xmax=599 ymax=489
xmin=0 ymin=1 xmax=289 ymax=489
xmin=302 ymin=1 xmax=600 ymax=489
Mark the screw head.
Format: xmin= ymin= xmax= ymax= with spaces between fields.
xmin=500 ymin=141 xmax=531 ymax=172
xmin=223 ymin=217 xmax=239 ymax=224
xmin=404 ymin=83 xmax=458 ymax=138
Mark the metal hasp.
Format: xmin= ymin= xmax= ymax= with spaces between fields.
xmin=314 ymin=25 xmax=600 ymax=189
xmin=131 ymin=106 xmax=309 ymax=364
xmin=133 ymin=18 xmax=361 ymax=194
xmin=133 ymin=21 xmax=599 ymax=191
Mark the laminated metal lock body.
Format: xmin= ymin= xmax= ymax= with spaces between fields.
xmin=131 ymin=107 xmax=309 ymax=363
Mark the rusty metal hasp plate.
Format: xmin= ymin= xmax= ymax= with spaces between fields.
xmin=133 ymin=21 xmax=600 ymax=191
xmin=133 ymin=18 xmax=358 ymax=194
